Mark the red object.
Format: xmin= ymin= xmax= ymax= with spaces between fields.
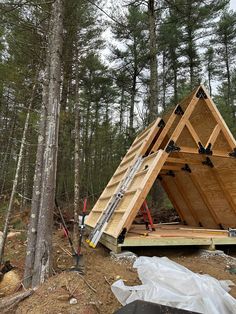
xmin=140 ymin=200 xmax=155 ymax=231
xmin=63 ymin=226 xmax=69 ymax=237
xmin=82 ymin=198 xmax=87 ymax=213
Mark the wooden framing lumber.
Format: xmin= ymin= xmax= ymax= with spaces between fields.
xmin=86 ymin=85 xmax=236 ymax=250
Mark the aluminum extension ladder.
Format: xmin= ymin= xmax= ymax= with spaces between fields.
xmin=87 ymin=156 xmax=143 ymax=248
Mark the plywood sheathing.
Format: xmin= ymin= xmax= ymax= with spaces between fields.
xmin=86 ymin=85 xmax=236 ymax=243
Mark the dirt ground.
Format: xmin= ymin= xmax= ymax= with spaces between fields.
xmin=1 ymin=228 xmax=236 ymax=314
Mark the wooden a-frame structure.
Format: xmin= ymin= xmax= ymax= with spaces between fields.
xmin=86 ymin=85 xmax=236 ymax=252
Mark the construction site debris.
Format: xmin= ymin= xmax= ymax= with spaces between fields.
xmin=111 ymin=256 xmax=236 ymax=314
xmin=110 ymin=251 xmax=137 ymax=263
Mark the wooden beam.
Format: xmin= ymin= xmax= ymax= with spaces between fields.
xmin=151 ymin=105 xmax=179 ymax=152
xmin=160 ymin=178 xmax=185 ymax=222
xmin=162 ymin=165 xmax=181 ymax=171
xmin=206 ymin=124 xmax=221 ymax=148
xmin=189 ymin=173 xmax=220 ymax=226
xmin=173 ymin=176 xmax=200 ymax=225
xmin=167 ymin=157 xmax=201 ymax=165
xmin=185 ymin=120 xmax=201 ymax=146
xmin=169 ymin=96 xmax=199 ymax=144
xmin=211 ymin=169 xmax=236 ymax=216
xmin=114 ymin=150 xmax=168 ymax=238
xmin=179 ymin=147 xmax=231 ymax=158
xmin=201 ymin=85 xmax=236 ymax=150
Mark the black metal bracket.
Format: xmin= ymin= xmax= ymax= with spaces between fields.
xmin=196 ymin=87 xmax=207 ymax=99
xmin=174 ymin=105 xmax=184 ymax=115
xmin=118 ymin=228 xmax=127 ymax=244
xmin=202 ymin=157 xmax=214 ymax=168
xmin=181 ymin=164 xmax=192 ymax=173
xmin=198 ymin=142 xmax=212 ymax=155
xmin=166 ymin=140 xmax=181 ymax=153
xmin=166 ymin=170 xmax=175 ymax=177
xmin=198 ymin=142 xmax=205 ymax=154
xmin=219 ymin=223 xmax=224 ymax=230
xmin=229 ymin=148 xmax=236 ymax=158
xmin=158 ymin=119 xmax=165 ymax=128
xmin=205 ymin=143 xmax=212 ymax=155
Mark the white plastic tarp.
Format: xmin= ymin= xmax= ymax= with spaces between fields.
xmin=111 ymin=256 xmax=236 ymax=314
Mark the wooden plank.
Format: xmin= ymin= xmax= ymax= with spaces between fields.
xmin=167 ymin=157 xmax=201 ymax=165
xmin=160 ymin=178 xmax=185 ymax=222
xmin=173 ymin=176 xmax=200 ymax=225
xmin=211 ymin=169 xmax=236 ymax=215
xmin=151 ymin=105 xmax=179 ymax=152
xmin=174 ymin=172 xmax=219 ymax=229
xmin=201 ymin=85 xmax=236 ymax=149
xmin=161 ymin=176 xmax=197 ymax=226
xmin=191 ymin=167 xmax=236 ymax=228
xmin=86 ymin=118 xmax=163 ymax=229
xmin=189 ymin=172 xmax=220 ymax=226
xmin=179 ymin=146 xmax=231 ymax=158
xmin=168 ymin=94 xmax=199 ymax=145
xmin=206 ymin=124 xmax=221 ymax=147
xmin=113 ymin=150 xmax=168 ymax=238
xmin=185 ymin=120 xmax=201 ymax=146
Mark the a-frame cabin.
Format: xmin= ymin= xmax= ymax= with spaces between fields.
xmin=86 ymin=85 xmax=236 ymax=252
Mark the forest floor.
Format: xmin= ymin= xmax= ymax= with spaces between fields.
xmin=1 ymin=229 xmax=236 ymax=313
xmin=0 ymin=210 xmax=236 ymax=313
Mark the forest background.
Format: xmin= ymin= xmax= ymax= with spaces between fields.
xmin=0 ymin=0 xmax=236 ymax=218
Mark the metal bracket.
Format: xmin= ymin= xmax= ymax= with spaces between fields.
xmin=229 ymin=148 xmax=236 ymax=158
xmin=202 ymin=157 xmax=214 ymax=168
xmin=205 ymin=143 xmax=212 ymax=155
xmin=229 ymin=228 xmax=236 ymax=237
xmin=198 ymin=142 xmax=212 ymax=155
xmin=219 ymin=223 xmax=224 ymax=230
xmin=118 ymin=228 xmax=127 ymax=244
xmin=158 ymin=119 xmax=165 ymax=128
xmin=198 ymin=142 xmax=205 ymax=154
xmin=196 ymin=87 xmax=207 ymax=99
xmin=166 ymin=170 xmax=175 ymax=177
xmin=181 ymin=164 xmax=192 ymax=173
xmin=174 ymin=105 xmax=184 ymax=115
xmin=166 ymin=140 xmax=181 ymax=153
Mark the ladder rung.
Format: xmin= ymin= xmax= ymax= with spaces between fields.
xmin=134 ymin=168 xmax=148 ymax=178
xmin=143 ymin=151 xmax=158 ymax=161
xmin=107 ymin=179 xmax=121 ymax=189
xmin=100 ymin=195 xmax=112 ymax=200
xmin=91 ymin=209 xmax=103 ymax=213
xmin=126 ymin=141 xmax=142 ymax=157
xmin=125 ymin=189 xmax=137 ymax=195
xmin=120 ymin=154 xmax=135 ymax=167
xmin=113 ymin=167 xmax=128 ymax=178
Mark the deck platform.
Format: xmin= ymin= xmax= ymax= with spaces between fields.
xmin=96 ymin=224 xmax=236 ymax=253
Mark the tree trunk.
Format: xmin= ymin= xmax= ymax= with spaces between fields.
xmin=31 ymin=0 xmax=64 ymax=287
xmin=129 ymin=72 xmax=136 ymax=139
xmin=74 ymin=49 xmax=80 ymax=246
xmin=148 ymin=0 xmax=158 ymax=122
xmin=23 ymin=75 xmax=48 ymax=288
xmin=0 ymin=82 xmax=37 ymax=263
xmin=225 ymin=41 xmax=231 ymax=106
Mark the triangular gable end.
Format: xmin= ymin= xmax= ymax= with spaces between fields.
xmin=86 ymin=85 xmax=236 ymax=246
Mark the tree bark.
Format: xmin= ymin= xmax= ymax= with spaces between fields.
xmin=23 ymin=72 xmax=48 ymax=288
xmin=74 ymin=47 xmax=80 ymax=246
xmin=31 ymin=0 xmax=64 ymax=287
xmin=148 ymin=0 xmax=158 ymax=122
